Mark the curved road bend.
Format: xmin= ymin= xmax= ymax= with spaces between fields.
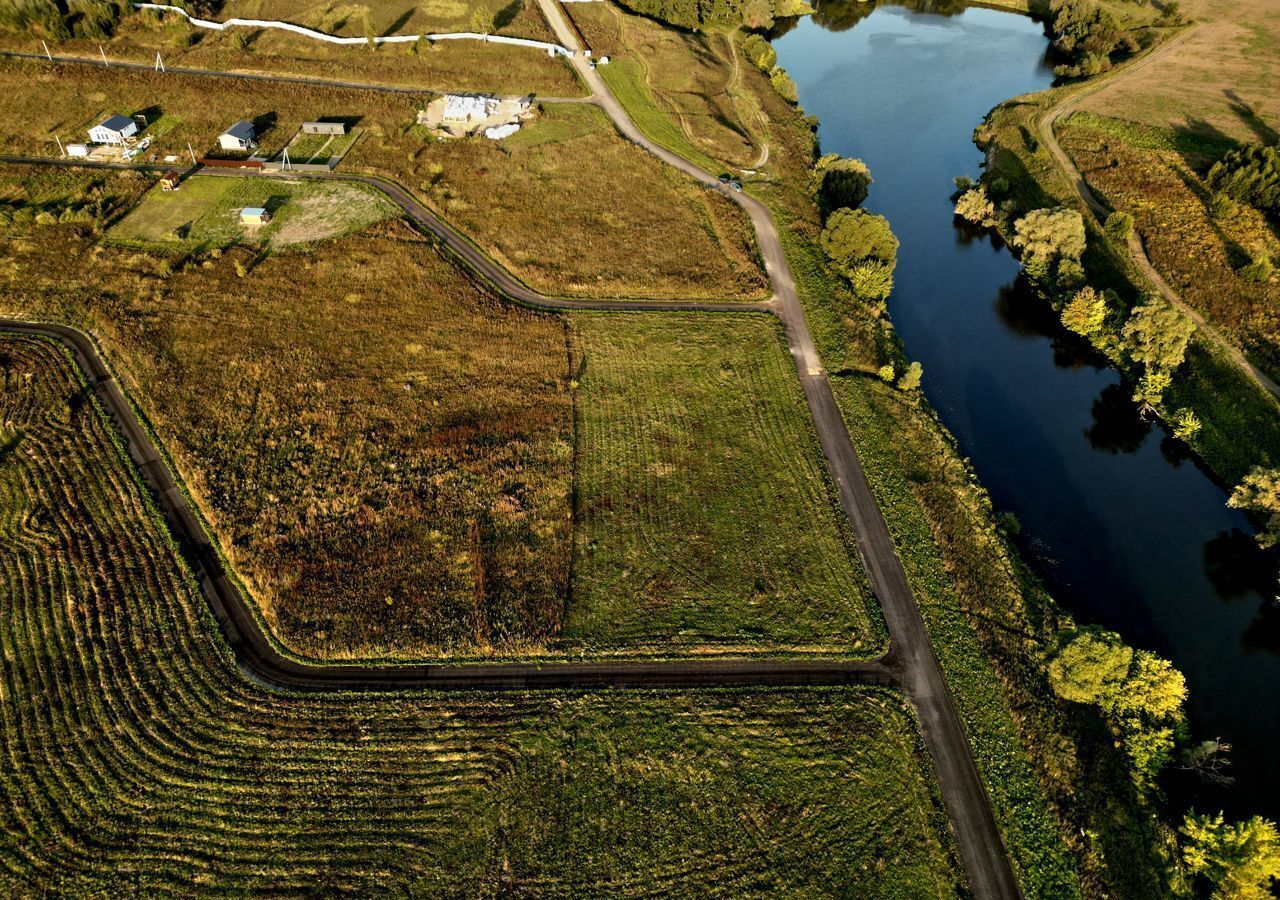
xmin=1038 ymin=25 xmax=1280 ymax=401
xmin=10 ymin=12 xmax=1024 ymax=890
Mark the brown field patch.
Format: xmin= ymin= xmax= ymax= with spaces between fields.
xmin=1079 ymin=0 xmax=1280 ymax=140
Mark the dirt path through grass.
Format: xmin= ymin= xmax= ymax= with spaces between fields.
xmin=1039 ymin=25 xmax=1280 ymax=402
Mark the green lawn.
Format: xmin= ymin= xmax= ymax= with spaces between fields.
xmin=563 ymin=313 xmax=884 ymax=656
xmin=0 ymin=331 xmax=961 ymax=895
xmin=106 ymin=174 xmax=396 ymax=250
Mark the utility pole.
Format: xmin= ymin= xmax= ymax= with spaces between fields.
xmin=41 ymin=40 xmax=52 ymax=61
xmin=98 ymin=44 xmax=108 ymax=66
xmin=187 ymin=141 xmax=197 ymax=166
xmin=54 ymin=135 xmax=65 ymax=157
xmin=280 ymin=146 xmax=291 ymax=171
xmin=154 ymin=51 xmax=164 ymax=72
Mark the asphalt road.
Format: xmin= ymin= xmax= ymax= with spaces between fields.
xmin=6 ymin=18 xmax=1025 ymax=895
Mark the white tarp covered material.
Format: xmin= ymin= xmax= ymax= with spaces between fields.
xmin=131 ymin=4 xmax=572 ymax=56
xmin=484 ymin=123 xmax=521 ymax=140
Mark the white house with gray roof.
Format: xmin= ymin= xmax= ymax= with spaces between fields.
xmin=218 ymin=120 xmax=258 ymax=151
xmin=88 ymin=115 xmax=138 ymax=145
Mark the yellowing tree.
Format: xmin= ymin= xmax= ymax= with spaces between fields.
xmin=1061 ymin=286 xmax=1108 ymax=337
xmin=1228 ymin=467 xmax=1280 ymax=548
xmin=1181 ymin=813 xmax=1280 ymax=900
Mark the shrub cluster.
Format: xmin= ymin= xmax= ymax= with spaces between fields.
xmin=1207 ymin=143 xmax=1280 ymax=219
xmin=1048 ymin=0 xmax=1140 ymax=78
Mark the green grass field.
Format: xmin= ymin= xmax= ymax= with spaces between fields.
xmin=564 ymin=314 xmax=884 ymax=656
xmin=0 ymin=330 xmax=963 ymax=894
xmin=106 ymin=175 xmax=396 ymax=250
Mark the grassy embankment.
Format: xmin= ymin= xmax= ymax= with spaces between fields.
xmin=0 ymin=58 xmax=766 ymax=301
xmin=0 ymin=164 xmax=875 ymax=661
xmin=0 ymin=331 xmax=964 ymax=894
xmin=0 ymin=0 xmax=584 ymax=96
xmin=586 ymin=3 xmax=1192 ymax=895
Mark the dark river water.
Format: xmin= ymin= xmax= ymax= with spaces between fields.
xmin=773 ymin=2 xmax=1279 ymax=819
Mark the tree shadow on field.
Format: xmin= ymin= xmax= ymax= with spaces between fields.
xmin=1169 ymin=117 xmax=1238 ymax=171
xmin=1224 ymin=89 xmax=1279 ymax=147
xmin=382 ymin=8 xmax=415 ymax=36
xmin=252 ymin=111 xmax=279 ymax=140
xmin=494 ymin=0 xmax=524 ymax=32
xmin=1169 ymin=164 xmax=1253 ymax=268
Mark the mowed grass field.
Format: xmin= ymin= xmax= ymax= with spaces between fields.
xmin=3 ymin=60 xmax=764 ymax=301
xmin=107 ymin=174 xmax=397 ymax=250
xmin=0 ymin=2 xmax=581 ymax=96
xmin=1077 ymin=0 xmax=1280 ymax=140
xmin=0 ymin=332 xmax=965 ymax=895
xmin=564 ymin=314 xmax=883 ymax=656
xmin=418 ymin=103 xmax=767 ymax=300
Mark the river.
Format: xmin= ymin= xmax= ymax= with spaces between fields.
xmin=772 ymin=1 xmax=1278 ymax=819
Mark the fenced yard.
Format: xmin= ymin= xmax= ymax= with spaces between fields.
xmin=105 ymin=174 xmax=395 ymax=250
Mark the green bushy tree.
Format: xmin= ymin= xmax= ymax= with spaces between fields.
xmin=1011 ymin=207 xmax=1086 ymax=291
xmin=820 ymin=207 xmax=898 ymax=299
xmin=814 ymin=154 xmax=871 ymax=214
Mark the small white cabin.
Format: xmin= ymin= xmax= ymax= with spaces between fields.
xmin=88 ymin=115 xmax=138 ymax=145
xmin=218 ymin=120 xmax=258 ymax=151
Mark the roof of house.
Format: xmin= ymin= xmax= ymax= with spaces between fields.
xmin=161 ymin=170 xmax=180 ymax=182
xmin=95 ymin=114 xmax=135 ymax=133
xmin=242 ymin=207 xmax=267 ymax=216
xmin=222 ymin=120 xmax=256 ymax=141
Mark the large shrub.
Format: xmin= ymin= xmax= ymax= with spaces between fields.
xmin=819 ymin=207 xmax=898 ymax=300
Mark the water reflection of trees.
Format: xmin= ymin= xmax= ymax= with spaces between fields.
xmin=773 ymin=0 xmax=971 ymax=37
xmin=1085 ymin=383 xmax=1150 ymax=454
xmin=811 ymin=0 xmax=969 ymax=31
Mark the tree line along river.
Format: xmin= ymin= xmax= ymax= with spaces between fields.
xmin=772 ymin=1 xmax=1278 ymax=821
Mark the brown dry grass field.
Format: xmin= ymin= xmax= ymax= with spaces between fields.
xmin=0 ymin=2 xmax=583 ymax=96
xmin=0 ymin=167 xmax=575 ymax=660
xmin=1078 ymin=0 xmax=1280 ymax=140
xmin=1 ymin=58 xmax=765 ymax=300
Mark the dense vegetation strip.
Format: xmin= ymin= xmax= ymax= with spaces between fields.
xmin=0 ymin=332 xmax=963 ymax=894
